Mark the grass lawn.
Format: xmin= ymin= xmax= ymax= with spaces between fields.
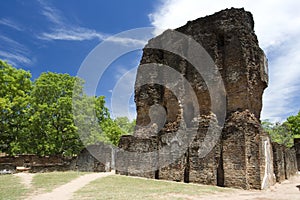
xmin=74 ymin=175 xmax=231 ymax=200
xmin=32 ymin=171 xmax=89 ymax=192
xmin=0 ymin=175 xmax=28 ymax=200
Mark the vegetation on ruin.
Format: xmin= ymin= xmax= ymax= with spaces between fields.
xmin=262 ymin=111 xmax=300 ymax=147
xmin=0 ymin=60 xmax=135 ymax=156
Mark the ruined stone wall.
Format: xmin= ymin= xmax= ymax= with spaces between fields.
xmin=284 ymin=147 xmax=298 ymax=179
xmin=294 ymin=138 xmax=300 ymax=171
xmin=74 ymin=144 xmax=113 ymax=172
xmin=272 ymin=143 xmax=298 ymax=182
xmin=221 ymin=110 xmax=275 ymax=189
xmin=117 ymin=8 xmax=274 ymax=190
xmin=272 ymin=143 xmax=286 ymax=183
xmin=188 ymin=114 xmax=222 ymax=185
xmin=117 ymin=136 xmax=158 ymax=178
xmin=136 ymin=8 xmax=268 ymax=129
xmin=0 ymin=155 xmax=74 ymax=173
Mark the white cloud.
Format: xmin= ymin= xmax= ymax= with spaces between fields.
xmin=0 ymin=18 xmax=23 ymax=31
xmin=106 ymin=36 xmax=148 ymax=46
xmin=0 ymin=18 xmax=32 ymax=66
xmin=0 ymin=35 xmax=27 ymax=53
xmin=38 ymin=0 xmax=63 ymax=25
xmin=149 ymin=0 xmax=300 ymax=122
xmin=0 ymin=35 xmax=32 ymax=66
xmin=37 ymin=0 xmax=106 ymax=41
xmin=37 ymin=1 xmax=149 ymax=46
xmin=39 ymin=27 xmax=105 ymax=41
xmin=0 ymin=51 xmax=32 ymax=66
xmin=262 ymin=37 xmax=300 ymax=122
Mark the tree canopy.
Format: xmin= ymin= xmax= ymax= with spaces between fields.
xmin=0 ymin=60 xmax=135 ymax=156
xmin=0 ymin=60 xmax=32 ymax=154
xmin=286 ymin=111 xmax=300 ymax=137
xmin=262 ymin=111 xmax=300 ymax=147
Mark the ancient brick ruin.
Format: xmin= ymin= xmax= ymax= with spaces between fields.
xmin=3 ymin=8 xmax=297 ymax=191
xmin=116 ymin=8 xmax=276 ymax=189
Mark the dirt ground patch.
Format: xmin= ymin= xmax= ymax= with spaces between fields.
xmin=195 ymin=174 xmax=300 ymax=200
xmin=26 ymin=172 xmax=113 ymax=200
xmin=14 ymin=173 xmax=34 ymax=188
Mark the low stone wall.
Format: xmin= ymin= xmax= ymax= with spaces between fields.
xmin=0 ymin=155 xmax=74 ymax=173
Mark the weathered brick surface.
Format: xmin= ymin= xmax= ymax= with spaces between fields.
xmin=116 ymin=8 xmax=284 ymax=190
xmin=188 ymin=115 xmax=222 ymax=185
xmin=0 ymin=155 xmax=74 ymax=173
xmin=272 ymin=143 xmax=298 ymax=182
xmin=74 ymin=144 xmax=113 ymax=172
xmin=294 ymin=138 xmax=300 ymax=171
xmin=284 ymin=147 xmax=298 ymax=179
xmin=117 ymin=135 xmax=158 ymax=178
xmin=272 ymin=143 xmax=286 ymax=183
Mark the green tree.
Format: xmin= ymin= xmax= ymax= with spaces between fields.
xmin=74 ymin=95 xmax=110 ymax=146
xmin=73 ymin=95 xmax=124 ymax=146
xmin=0 ymin=61 xmax=32 ymax=154
xmin=114 ymin=117 xmax=136 ymax=135
xmin=286 ymin=111 xmax=300 ymax=138
xmin=262 ymin=120 xmax=294 ymax=147
xmin=29 ymin=72 xmax=83 ymax=156
xmin=100 ymin=118 xmax=123 ymax=146
xmin=0 ymin=60 xmax=129 ymax=155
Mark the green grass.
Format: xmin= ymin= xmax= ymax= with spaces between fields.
xmin=32 ymin=171 xmax=89 ymax=192
xmin=0 ymin=175 xmax=28 ymax=200
xmin=74 ymin=175 xmax=231 ymax=200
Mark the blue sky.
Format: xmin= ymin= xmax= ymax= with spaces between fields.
xmin=1 ymin=0 xmax=300 ymax=122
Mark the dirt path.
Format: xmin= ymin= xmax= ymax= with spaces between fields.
xmin=14 ymin=172 xmax=34 ymax=188
xmin=26 ymin=172 xmax=113 ymax=200
xmin=196 ymin=174 xmax=300 ymax=200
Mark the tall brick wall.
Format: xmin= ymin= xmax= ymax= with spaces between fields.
xmin=116 ymin=8 xmax=274 ymax=190
xmin=221 ymin=110 xmax=275 ymax=189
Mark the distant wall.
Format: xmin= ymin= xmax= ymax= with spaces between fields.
xmin=73 ymin=144 xmax=113 ymax=172
xmin=284 ymin=146 xmax=298 ymax=179
xmin=272 ymin=143 xmax=286 ymax=183
xmin=0 ymin=155 xmax=74 ymax=173
xmin=0 ymin=144 xmax=115 ymax=173
xmin=272 ymin=143 xmax=298 ymax=183
xmin=294 ymin=138 xmax=300 ymax=171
